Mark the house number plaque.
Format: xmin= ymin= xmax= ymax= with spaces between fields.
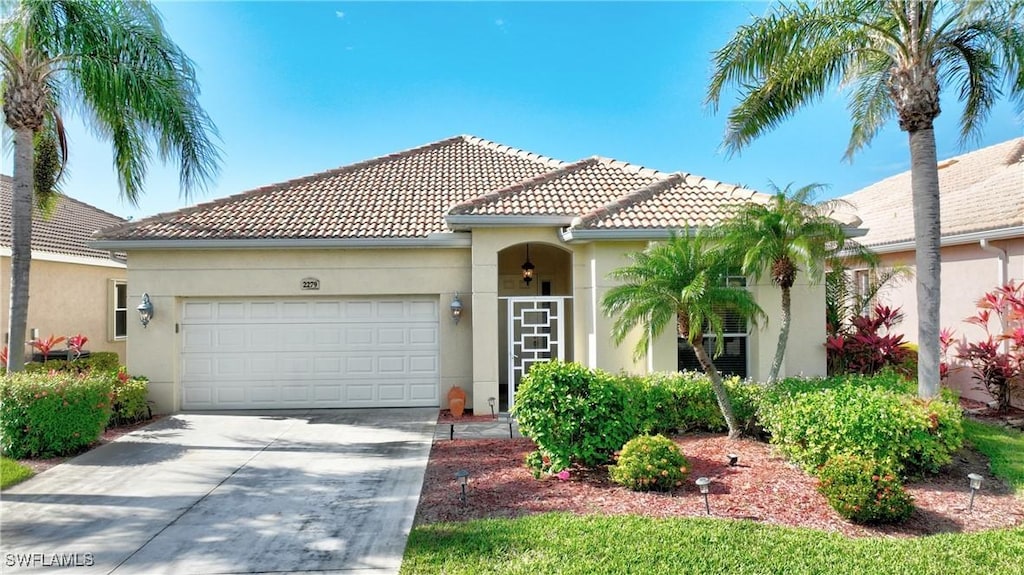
xmin=301 ymin=277 xmax=321 ymax=290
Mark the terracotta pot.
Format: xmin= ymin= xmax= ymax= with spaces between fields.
xmin=447 ymin=386 xmax=467 ymax=418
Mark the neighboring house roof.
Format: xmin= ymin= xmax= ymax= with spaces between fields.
xmin=0 ymin=174 xmax=127 ymax=264
xmin=841 ymin=137 xmax=1024 ymax=249
xmin=94 ymin=134 xmax=768 ymax=244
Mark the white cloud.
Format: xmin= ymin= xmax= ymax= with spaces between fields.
xmin=336 ymin=10 xmax=345 ymax=19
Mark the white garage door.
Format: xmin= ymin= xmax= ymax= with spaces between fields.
xmin=180 ymin=298 xmax=440 ymax=410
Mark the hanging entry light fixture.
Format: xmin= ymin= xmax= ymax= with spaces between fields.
xmin=521 ymin=244 xmax=535 ymax=285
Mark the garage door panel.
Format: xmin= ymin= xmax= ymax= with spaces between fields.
xmin=346 ymin=384 xmax=374 ymax=402
xmin=345 ymin=301 xmax=373 ymax=319
xmin=409 ymin=300 xmax=438 ymax=319
xmin=378 ymin=328 xmax=406 ymax=345
xmin=409 ymin=327 xmax=437 ymax=345
xmin=181 ymin=297 xmax=440 ymax=409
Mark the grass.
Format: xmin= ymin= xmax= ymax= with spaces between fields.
xmin=1 ymin=457 xmax=34 ymax=489
xmin=403 ymin=420 xmax=1024 ymax=574
xmin=962 ymin=419 xmax=1024 ymax=496
xmin=401 ymin=514 xmax=1024 ymax=575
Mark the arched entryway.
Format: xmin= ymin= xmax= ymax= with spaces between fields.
xmin=497 ymin=242 xmax=573 ymax=410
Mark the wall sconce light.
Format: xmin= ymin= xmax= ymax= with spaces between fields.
xmin=455 ymin=469 xmax=470 ymax=504
xmin=521 ymin=244 xmax=535 ymax=286
xmin=967 ymin=473 xmax=983 ymax=512
xmin=728 ymin=454 xmax=739 ymax=467
xmin=450 ymin=292 xmax=464 ymax=324
xmin=137 ymin=293 xmax=154 ymax=328
xmin=696 ymin=476 xmax=711 ymax=515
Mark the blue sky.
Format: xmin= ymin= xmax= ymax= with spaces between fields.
xmin=6 ymin=1 xmax=1023 ymax=221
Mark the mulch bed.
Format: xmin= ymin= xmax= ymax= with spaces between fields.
xmin=415 ymin=432 xmax=1024 ymax=538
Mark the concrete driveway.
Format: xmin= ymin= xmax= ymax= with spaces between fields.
xmin=0 ymin=408 xmax=437 ymax=575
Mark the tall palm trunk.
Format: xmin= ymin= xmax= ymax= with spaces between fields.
xmin=690 ymin=337 xmax=741 ymax=439
xmin=768 ymin=285 xmax=791 ymax=383
xmin=909 ymin=126 xmax=941 ymax=398
xmin=7 ymin=127 xmax=35 ymax=372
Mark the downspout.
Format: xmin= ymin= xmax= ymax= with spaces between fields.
xmin=979 ymin=238 xmax=1010 ymax=354
xmin=979 ymin=238 xmax=1008 ymax=286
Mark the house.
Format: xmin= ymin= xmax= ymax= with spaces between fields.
xmin=92 ymin=135 xmax=827 ymax=414
xmin=0 ymin=174 xmax=128 ymax=362
xmin=840 ymin=137 xmax=1024 ymax=405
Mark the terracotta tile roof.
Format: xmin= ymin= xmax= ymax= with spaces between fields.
xmin=96 ymin=134 xmax=767 ymax=242
xmin=0 ymin=175 xmax=127 ymax=263
xmin=448 ymin=157 xmax=664 ymax=217
xmin=573 ymin=172 xmax=768 ymax=230
xmin=97 ymin=136 xmax=565 ymax=241
xmin=841 ymin=138 xmax=1024 ymax=247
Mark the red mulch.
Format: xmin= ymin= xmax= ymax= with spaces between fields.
xmin=415 ymin=432 xmax=1024 ymax=538
xmin=17 ymin=416 xmax=164 ymax=476
xmin=438 ymin=409 xmax=503 ymax=423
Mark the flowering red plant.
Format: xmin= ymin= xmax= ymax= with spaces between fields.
xmin=31 ymin=335 xmax=66 ymax=361
xmin=67 ymin=334 xmax=88 ymax=358
xmin=946 ymin=281 xmax=1024 ymax=410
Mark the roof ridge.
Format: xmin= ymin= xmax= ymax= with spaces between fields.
xmin=447 ymin=157 xmax=599 ymax=215
xmin=681 ymin=173 xmax=767 ymax=203
xmin=96 ymin=136 xmax=486 ymax=238
xmin=590 ymin=156 xmax=672 ymax=180
xmin=459 ymin=135 xmax=567 ymax=169
xmin=573 ymin=172 xmax=690 ymax=229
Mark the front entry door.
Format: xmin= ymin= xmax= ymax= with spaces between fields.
xmin=506 ymin=296 xmax=567 ymax=409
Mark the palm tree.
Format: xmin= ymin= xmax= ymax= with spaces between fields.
xmin=716 ymin=182 xmax=871 ymax=383
xmin=706 ymin=0 xmax=1024 ymax=399
xmin=602 ymin=230 xmax=765 ymax=439
xmin=1 ymin=0 xmax=220 ymax=371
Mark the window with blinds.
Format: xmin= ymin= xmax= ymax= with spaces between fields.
xmin=677 ymin=276 xmax=748 ymax=378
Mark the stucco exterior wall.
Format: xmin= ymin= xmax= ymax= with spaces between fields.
xmin=869 ymin=237 xmax=1024 ymax=404
xmin=0 ymin=256 xmax=127 ymax=362
xmin=126 ymin=248 xmax=472 ymax=413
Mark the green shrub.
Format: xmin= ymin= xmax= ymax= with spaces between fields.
xmin=0 ymin=371 xmax=113 ymax=459
xmin=514 ymin=361 xmax=636 ymax=474
xmin=24 ymin=351 xmax=121 ymax=375
xmin=621 ymin=371 xmax=761 ymax=435
xmin=111 ymin=373 xmax=150 ymax=425
xmin=817 ymin=455 xmax=914 ymax=524
xmin=758 ymin=376 xmax=963 ymax=477
xmin=609 ymin=434 xmax=690 ymax=491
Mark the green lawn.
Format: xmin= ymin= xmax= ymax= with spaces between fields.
xmin=402 ymin=420 xmax=1024 ymax=574
xmin=401 ymin=514 xmax=1023 ymax=575
xmin=0 ymin=457 xmax=34 ymax=489
xmin=963 ymin=419 xmax=1024 ymax=495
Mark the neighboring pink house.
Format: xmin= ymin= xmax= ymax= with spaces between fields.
xmin=841 ymin=138 xmax=1024 ymax=406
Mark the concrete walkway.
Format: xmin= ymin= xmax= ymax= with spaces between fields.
xmin=0 ymin=408 xmax=436 ymax=575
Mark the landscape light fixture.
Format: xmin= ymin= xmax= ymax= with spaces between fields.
xmin=455 ymin=469 xmax=470 ymax=505
xmin=728 ymin=454 xmax=739 ymax=467
xmin=488 ymin=396 xmax=496 ymax=419
xmin=137 ymin=294 xmax=154 ymax=328
xmin=968 ymin=473 xmax=983 ymax=512
xmin=450 ymin=293 xmax=464 ymax=324
xmin=696 ymin=477 xmax=711 ymax=515
xmin=521 ymin=244 xmax=535 ymax=286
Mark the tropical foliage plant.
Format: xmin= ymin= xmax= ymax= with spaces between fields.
xmin=706 ymin=0 xmax=1024 ymax=400
xmin=601 ymin=230 xmax=765 ymax=439
xmin=945 ymin=281 xmax=1024 ymax=410
xmin=716 ymin=182 xmax=869 ymax=382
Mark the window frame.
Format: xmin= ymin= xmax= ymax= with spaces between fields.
xmin=110 ymin=280 xmax=128 ymax=341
